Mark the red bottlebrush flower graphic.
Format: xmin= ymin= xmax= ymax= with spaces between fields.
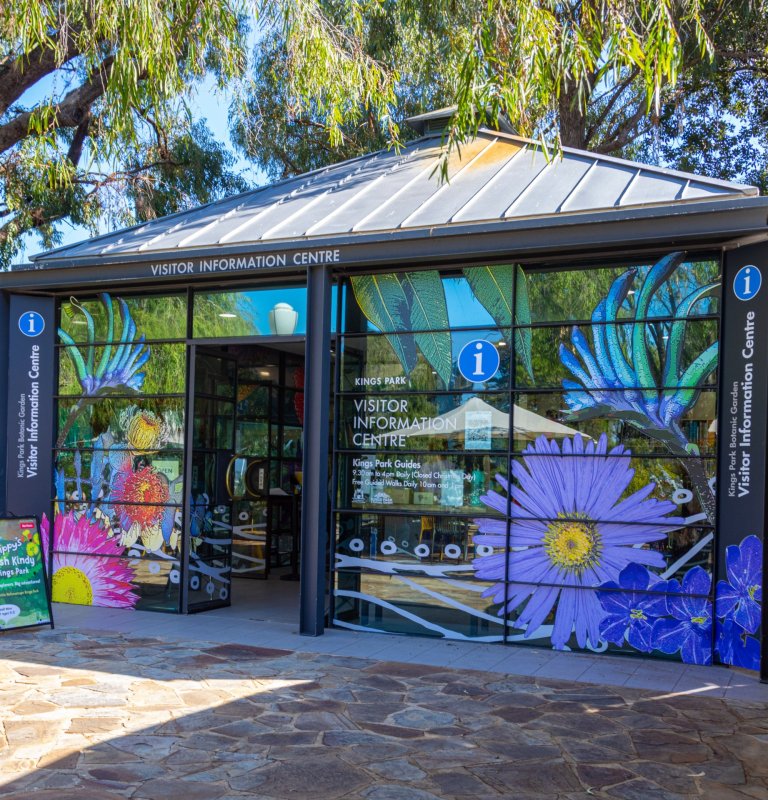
xmin=111 ymin=465 xmax=170 ymax=550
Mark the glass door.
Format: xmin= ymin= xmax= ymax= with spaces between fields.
xmin=185 ymin=349 xmax=237 ymax=612
xmin=230 ymin=379 xmax=272 ymax=579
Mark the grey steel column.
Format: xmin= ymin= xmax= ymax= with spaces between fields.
xmin=300 ymin=263 xmax=332 ymax=635
xmin=0 ymin=291 xmax=8 ymax=514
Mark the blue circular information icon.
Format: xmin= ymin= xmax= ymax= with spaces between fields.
xmin=18 ymin=311 xmax=45 ymax=337
xmin=734 ymin=264 xmax=762 ymax=301
xmin=458 ymin=339 xmax=500 ymax=383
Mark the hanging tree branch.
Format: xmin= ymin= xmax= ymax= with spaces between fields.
xmin=0 ymin=56 xmax=115 ymax=155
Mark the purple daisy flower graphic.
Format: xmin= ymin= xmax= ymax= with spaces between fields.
xmin=652 ymin=566 xmax=713 ymax=665
xmin=598 ymin=563 xmax=676 ymax=652
xmin=716 ymin=534 xmax=762 ymax=635
xmin=473 ymin=434 xmax=681 ymax=650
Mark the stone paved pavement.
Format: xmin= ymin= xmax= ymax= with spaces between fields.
xmin=51 ymin=601 xmax=768 ymax=702
xmin=1 ymin=628 xmax=767 ymax=800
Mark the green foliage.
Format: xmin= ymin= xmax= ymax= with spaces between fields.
xmin=0 ymin=0 xmax=249 ymax=265
xmin=4 ymin=0 xmax=766 ymax=262
xmin=238 ymin=1 xmax=767 ymax=191
xmin=231 ymin=3 xmax=459 ymax=179
xmin=463 ymin=265 xmax=514 ymax=328
xmin=629 ymin=1 xmax=768 ymax=192
xmin=126 ymin=121 xmax=250 ymax=222
xmin=514 ymin=267 xmax=533 ymax=382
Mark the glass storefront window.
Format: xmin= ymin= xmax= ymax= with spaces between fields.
xmin=522 ymin=256 xmax=720 ymax=324
xmin=59 ymin=293 xmax=187 ymax=342
xmin=56 ymin=398 xmax=186 ymax=450
xmin=340 ymin=329 xmax=511 ymax=393
xmin=193 ymin=286 xmax=308 ymax=337
xmin=58 ymin=342 xmax=187 ymax=396
xmin=53 ymin=292 xmax=189 ymax=613
xmin=337 ymin=453 xmax=509 ymax=515
xmin=337 ymin=392 xmax=510 ymax=452
xmin=514 ymin=319 xmax=719 ymax=389
xmin=335 ymin=255 xmax=721 ymax=662
xmin=512 ymin=390 xmax=718 ymax=456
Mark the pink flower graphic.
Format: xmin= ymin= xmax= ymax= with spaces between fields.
xmin=42 ymin=512 xmax=139 ymax=608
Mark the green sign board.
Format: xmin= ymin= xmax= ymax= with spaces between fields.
xmin=0 ymin=517 xmax=53 ymax=631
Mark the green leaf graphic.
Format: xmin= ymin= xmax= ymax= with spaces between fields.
xmin=514 ymin=265 xmax=533 ymax=381
xmin=349 ymin=274 xmax=418 ymax=375
xmin=463 ymin=265 xmax=514 ymax=327
xmin=663 ymin=281 xmax=719 ymax=386
xmin=400 ymin=271 xmax=453 ymax=387
xmin=631 ymin=252 xmax=683 ymax=402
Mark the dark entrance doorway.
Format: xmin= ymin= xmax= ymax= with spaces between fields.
xmin=184 ymin=342 xmax=305 ymax=615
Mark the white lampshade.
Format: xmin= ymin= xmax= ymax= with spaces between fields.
xmin=268 ymin=302 xmax=298 ymax=335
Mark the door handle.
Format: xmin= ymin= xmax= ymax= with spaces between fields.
xmin=225 ymin=454 xmax=241 ymax=499
xmin=245 ymin=459 xmax=268 ymax=498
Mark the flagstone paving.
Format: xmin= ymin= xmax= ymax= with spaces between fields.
xmin=1 ymin=628 xmax=767 ymax=800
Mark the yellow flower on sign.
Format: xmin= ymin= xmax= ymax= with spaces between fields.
xmin=123 ymin=409 xmax=167 ymax=454
xmin=26 ymin=541 xmax=40 ymax=557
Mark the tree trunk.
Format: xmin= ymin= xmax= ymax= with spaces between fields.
xmin=558 ymin=87 xmax=588 ymax=150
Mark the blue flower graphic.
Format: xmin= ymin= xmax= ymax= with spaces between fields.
xmin=559 ymin=253 xmax=718 ymax=451
xmin=58 ymin=294 xmax=150 ymax=396
xmin=473 ymin=434 xmax=681 ymax=650
xmin=715 ymin=619 xmax=761 ymax=671
xmin=598 ymin=563 xmax=676 ymax=652
xmin=652 ymin=566 xmax=713 ymax=665
xmin=57 ymin=294 xmax=151 ymax=450
xmin=716 ymin=534 xmax=762 ymax=635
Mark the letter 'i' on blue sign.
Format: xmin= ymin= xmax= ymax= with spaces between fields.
xmin=18 ymin=311 xmax=45 ymax=337
xmin=734 ymin=265 xmax=762 ymax=301
xmin=458 ymin=339 xmax=500 ymax=383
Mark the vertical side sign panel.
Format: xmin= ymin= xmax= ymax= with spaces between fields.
xmin=718 ymin=246 xmax=767 ymax=678
xmin=5 ymin=297 xmax=55 ymax=519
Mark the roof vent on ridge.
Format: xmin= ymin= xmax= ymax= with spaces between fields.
xmin=406 ymin=106 xmax=516 ymax=136
xmin=405 ymin=107 xmax=457 ymax=135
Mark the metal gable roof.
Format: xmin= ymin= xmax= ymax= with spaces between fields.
xmin=30 ymin=127 xmax=758 ymax=264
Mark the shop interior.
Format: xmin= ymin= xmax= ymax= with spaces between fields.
xmin=188 ymin=341 xmax=306 ymax=619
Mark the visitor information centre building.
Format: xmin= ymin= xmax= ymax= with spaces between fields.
xmin=1 ymin=110 xmax=766 ymax=680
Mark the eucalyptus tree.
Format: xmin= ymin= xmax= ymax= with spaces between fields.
xmin=237 ymin=0 xmax=768 ymax=187
xmin=0 ymin=0 xmax=249 ymax=265
xmin=4 ymin=1 xmax=766 ymax=267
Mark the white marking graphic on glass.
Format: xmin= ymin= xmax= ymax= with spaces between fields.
xmin=672 ymin=488 xmax=694 ymax=505
xmin=392 ymin=575 xmax=505 ymax=627
xmin=660 ymin=531 xmax=714 ymax=580
xmin=333 ymin=590 xmax=504 ymax=641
